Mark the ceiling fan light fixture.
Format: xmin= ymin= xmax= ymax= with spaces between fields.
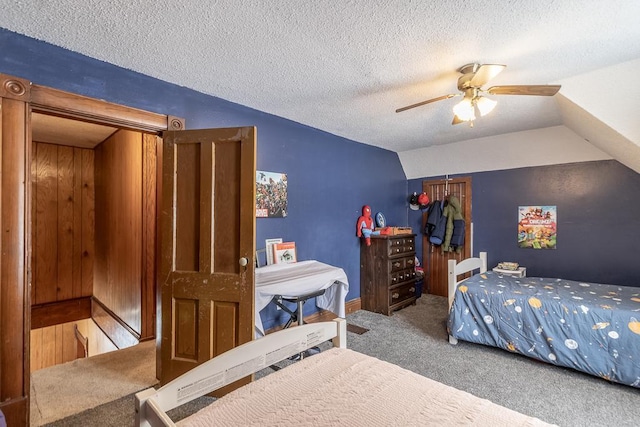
xmin=476 ymin=96 xmax=497 ymax=116
xmin=395 ymin=63 xmax=562 ymax=127
xmin=452 ymin=98 xmax=475 ymax=122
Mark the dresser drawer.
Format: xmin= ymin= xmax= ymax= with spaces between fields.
xmin=387 ymin=237 xmax=415 ymax=256
xmin=389 ymin=281 xmax=417 ymax=306
xmin=402 ymin=237 xmax=415 ymax=252
xmin=388 ymin=238 xmax=404 ymax=256
xmin=405 ymin=256 xmax=415 ymax=269
xmin=389 ymin=268 xmax=416 ymax=286
xmin=389 ymin=258 xmax=406 ymax=273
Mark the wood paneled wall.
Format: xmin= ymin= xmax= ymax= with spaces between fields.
xmin=31 ymin=142 xmax=94 ymax=305
xmin=94 ymin=130 xmax=157 ymax=341
xmin=31 ymin=130 xmax=157 ymax=348
xmin=30 ymin=321 xmax=77 ymax=372
xmin=95 ymin=129 xmax=142 ymax=337
xmin=30 ymin=318 xmax=118 ymax=372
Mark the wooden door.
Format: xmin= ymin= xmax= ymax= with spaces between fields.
xmin=422 ymin=177 xmax=472 ymax=297
xmin=159 ymin=127 xmax=256 ymax=395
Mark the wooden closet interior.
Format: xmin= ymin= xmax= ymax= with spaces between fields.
xmin=29 ymin=112 xmax=158 ymax=371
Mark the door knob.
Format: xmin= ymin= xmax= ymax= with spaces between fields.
xmin=239 ymin=257 xmax=249 ymax=267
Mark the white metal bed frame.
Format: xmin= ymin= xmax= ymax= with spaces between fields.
xmin=447 ymin=251 xmax=487 ymax=345
xmin=135 ymin=318 xmax=346 ymax=427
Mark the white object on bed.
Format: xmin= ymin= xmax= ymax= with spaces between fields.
xmin=172 ymin=348 xmax=553 ymax=427
xmin=447 ymin=252 xmax=487 ymax=345
xmin=135 ymin=318 xmax=347 ymax=427
xmin=255 ymin=260 xmax=349 ymax=336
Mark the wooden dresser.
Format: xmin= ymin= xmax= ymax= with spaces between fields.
xmin=360 ymin=234 xmax=418 ymax=315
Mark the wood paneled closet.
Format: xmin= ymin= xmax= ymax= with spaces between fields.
xmin=0 ymin=73 xmax=184 ymax=425
xmin=30 ymin=126 xmax=158 ymax=369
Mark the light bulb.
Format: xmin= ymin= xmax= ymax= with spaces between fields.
xmin=452 ymin=98 xmax=475 ymax=121
xmin=476 ymin=96 xmax=497 ymax=116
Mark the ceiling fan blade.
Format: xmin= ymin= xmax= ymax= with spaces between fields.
xmin=396 ymin=94 xmax=457 ymax=113
xmin=469 ymin=64 xmax=506 ymax=87
xmin=487 ymin=85 xmax=561 ymax=96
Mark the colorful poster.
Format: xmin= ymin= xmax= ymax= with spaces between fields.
xmin=256 ymin=171 xmax=288 ymax=218
xmin=518 ymin=206 xmax=557 ymax=249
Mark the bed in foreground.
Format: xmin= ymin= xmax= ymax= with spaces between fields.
xmin=448 ymin=252 xmax=640 ymax=388
xmin=136 ymin=318 xmax=552 ymax=426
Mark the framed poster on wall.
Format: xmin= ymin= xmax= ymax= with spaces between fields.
xmin=518 ymin=206 xmax=557 ymax=249
xmin=256 ymin=171 xmax=288 ymax=218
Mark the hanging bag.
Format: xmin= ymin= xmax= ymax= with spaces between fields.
xmin=426 ymin=200 xmax=446 ymax=245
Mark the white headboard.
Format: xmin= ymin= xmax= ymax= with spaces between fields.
xmin=447 ymin=252 xmax=487 ymax=309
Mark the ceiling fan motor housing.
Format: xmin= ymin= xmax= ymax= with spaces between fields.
xmin=457 ymin=63 xmax=480 ymax=90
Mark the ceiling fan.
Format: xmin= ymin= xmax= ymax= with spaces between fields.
xmin=395 ymin=63 xmax=561 ymax=125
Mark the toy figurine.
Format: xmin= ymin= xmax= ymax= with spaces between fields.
xmin=356 ymin=205 xmax=380 ymax=246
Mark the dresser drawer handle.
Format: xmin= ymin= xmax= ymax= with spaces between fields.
xmin=407 ymin=259 xmax=414 ymax=266
xmin=393 ymin=262 xmax=401 ymax=268
xmin=408 ymin=246 xmax=413 ymax=251
xmin=392 ymin=292 xmax=399 ymax=299
xmin=409 ymin=287 xmax=415 ymax=292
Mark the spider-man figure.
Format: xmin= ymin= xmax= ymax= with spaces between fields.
xmin=356 ymin=205 xmax=379 ymax=246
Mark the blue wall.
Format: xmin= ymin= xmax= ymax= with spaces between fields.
xmin=409 ymin=160 xmax=640 ymax=287
xmin=0 ymin=28 xmax=408 ymax=331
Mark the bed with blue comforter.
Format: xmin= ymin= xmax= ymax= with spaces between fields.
xmin=448 ymin=271 xmax=640 ymax=388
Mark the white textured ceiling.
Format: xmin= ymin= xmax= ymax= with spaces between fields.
xmin=2 ymin=1 xmax=640 ymax=153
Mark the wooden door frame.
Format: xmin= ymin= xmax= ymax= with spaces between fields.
xmin=0 ymin=73 xmax=184 ymax=426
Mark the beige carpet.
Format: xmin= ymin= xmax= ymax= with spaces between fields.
xmin=30 ymin=340 xmax=157 ymax=426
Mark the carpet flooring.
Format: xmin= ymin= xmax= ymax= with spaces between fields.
xmin=38 ymin=295 xmax=640 ymax=426
xmin=30 ymin=340 xmax=156 ymax=426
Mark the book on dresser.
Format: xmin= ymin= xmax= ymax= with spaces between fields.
xmin=360 ymin=234 xmax=418 ymax=315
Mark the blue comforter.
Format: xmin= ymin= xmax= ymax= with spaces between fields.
xmin=448 ymin=271 xmax=640 ymax=387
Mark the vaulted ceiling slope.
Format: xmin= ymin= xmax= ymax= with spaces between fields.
xmin=1 ymin=1 xmax=639 ymax=174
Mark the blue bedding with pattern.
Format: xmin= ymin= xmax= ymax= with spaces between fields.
xmin=448 ymin=271 xmax=640 ymax=388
